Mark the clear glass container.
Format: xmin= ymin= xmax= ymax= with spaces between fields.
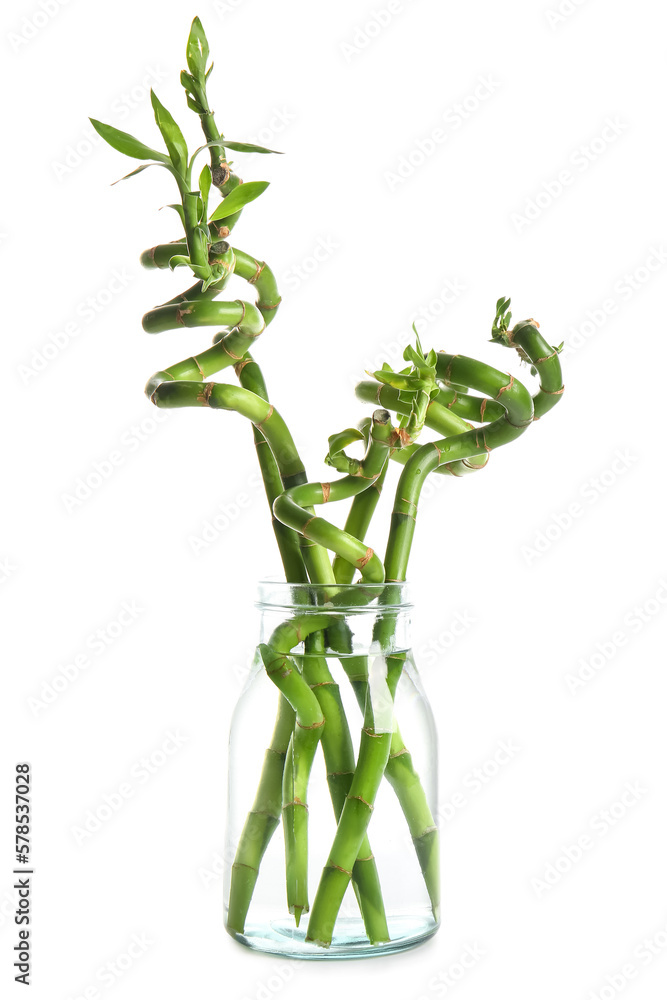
xmin=224 ymin=582 xmax=439 ymax=959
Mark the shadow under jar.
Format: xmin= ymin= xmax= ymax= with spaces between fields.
xmin=224 ymin=581 xmax=439 ymax=959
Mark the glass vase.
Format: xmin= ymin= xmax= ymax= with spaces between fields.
xmin=224 ymin=581 xmax=439 ymax=959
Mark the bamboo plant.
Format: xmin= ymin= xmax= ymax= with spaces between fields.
xmin=91 ymin=17 xmax=564 ymax=950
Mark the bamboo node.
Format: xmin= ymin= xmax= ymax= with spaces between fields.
xmin=175 ymin=307 xmax=192 ymax=325
xmin=415 ymin=826 xmax=438 ymax=839
xmin=496 ymin=374 xmax=515 ymax=399
xmin=329 ymin=864 xmax=353 ymax=877
xmin=296 ymin=718 xmax=325 ymax=731
xmin=256 ymin=404 xmax=274 ymax=429
xmin=356 ymin=547 xmax=374 ymax=569
xmin=199 ymin=382 xmax=215 ymax=406
xmin=542 ymin=384 xmax=565 ymax=395
xmin=231 ymin=861 xmax=259 ymax=873
xmin=347 ymin=794 xmax=374 ymax=811
xmin=248 ymin=259 xmax=265 ymax=284
xmin=321 ymin=483 xmax=331 ymax=503
xmin=535 ymin=347 xmax=558 ymax=364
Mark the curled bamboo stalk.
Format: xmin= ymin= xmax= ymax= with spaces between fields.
xmin=385 ymin=319 xmax=565 ymax=585
xmin=273 ymin=410 xmax=398 ymax=584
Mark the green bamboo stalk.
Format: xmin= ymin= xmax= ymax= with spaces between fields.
xmin=325 ymin=633 xmax=439 ymax=920
xmin=273 ymin=410 xmax=395 ymax=585
xmin=227 ymin=694 xmax=295 ymax=934
xmin=226 ymin=354 xmax=309 ymax=935
xmin=327 ymin=465 xmax=438 ymax=915
xmin=327 ymin=464 xmax=437 ymax=915
xmin=305 ymin=650 xmax=405 ymax=947
xmin=332 ymin=464 xmax=388 ymax=585
xmin=301 ymin=630 xmax=389 ymax=943
xmin=235 ymin=354 xmax=307 ymax=585
xmin=258 ymin=635 xmax=327 ymax=924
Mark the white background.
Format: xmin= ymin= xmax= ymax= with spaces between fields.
xmin=2 ymin=0 xmax=666 ymax=997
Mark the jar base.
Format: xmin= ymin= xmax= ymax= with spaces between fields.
xmin=227 ymin=914 xmax=439 ymax=960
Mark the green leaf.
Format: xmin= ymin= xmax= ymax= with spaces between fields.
xmin=221 ymin=139 xmax=282 ymax=154
xmin=160 ymin=203 xmax=186 ymax=225
xmin=111 ymin=163 xmax=166 ymax=185
xmin=150 ymin=91 xmax=188 ymax=176
xmin=186 ymin=96 xmax=203 ymax=114
xmin=192 ymin=138 xmax=283 ymax=160
xmin=373 ymin=370 xmax=423 ymax=391
xmin=168 ymin=254 xmax=191 ymax=270
xmin=190 ymin=262 xmax=212 ymax=281
xmin=209 ymin=181 xmax=270 ymax=222
xmin=205 ymin=62 xmax=214 ymax=80
xmin=201 ymin=269 xmax=222 ymax=292
xmin=89 ymin=118 xmax=169 ymax=163
xmin=186 ymin=16 xmax=209 ymax=79
xmin=180 ymin=69 xmax=196 ymax=94
xmin=199 ymin=164 xmax=211 ymax=215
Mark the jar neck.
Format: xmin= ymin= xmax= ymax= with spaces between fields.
xmin=256 ymin=582 xmax=412 ymax=658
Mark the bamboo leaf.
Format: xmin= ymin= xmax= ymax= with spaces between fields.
xmin=199 ymin=164 xmax=212 ymax=215
xmin=186 ymin=16 xmax=209 ymax=78
xmin=373 ymin=370 xmax=422 ymax=391
xmin=403 ymin=345 xmax=423 ymax=367
xmin=111 ymin=162 xmax=166 ymax=185
xmin=191 ymin=138 xmax=283 ymax=160
xmin=89 ymin=118 xmax=169 ymax=163
xmin=168 ymin=254 xmax=191 ymax=270
xmin=221 ymin=139 xmax=283 ymax=154
xmin=186 ymin=95 xmax=203 ymax=114
xmin=180 ymin=69 xmax=196 ymax=94
xmin=209 ymin=181 xmax=270 ymax=222
xmin=160 ymin=203 xmax=186 ymax=225
xmin=150 ymin=90 xmax=188 ymax=176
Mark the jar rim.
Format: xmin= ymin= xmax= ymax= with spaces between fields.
xmin=255 ymin=578 xmax=412 ymax=612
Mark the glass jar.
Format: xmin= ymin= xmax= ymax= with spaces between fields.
xmin=224 ymin=581 xmax=439 ymax=959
